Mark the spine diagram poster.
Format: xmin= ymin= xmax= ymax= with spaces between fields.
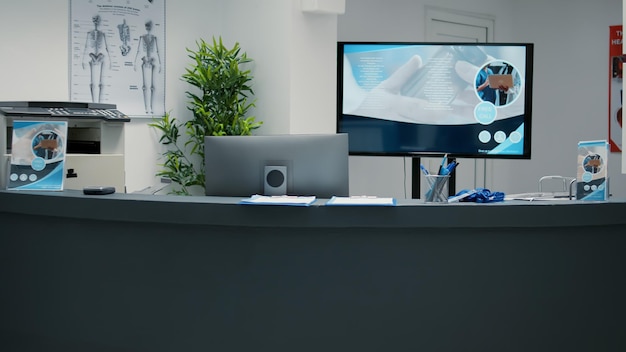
xmin=8 ymin=121 xmax=68 ymax=191
xmin=69 ymin=0 xmax=166 ymax=117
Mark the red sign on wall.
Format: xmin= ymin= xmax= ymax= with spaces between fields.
xmin=609 ymin=25 xmax=623 ymax=152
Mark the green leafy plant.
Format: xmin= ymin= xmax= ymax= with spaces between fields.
xmin=150 ymin=37 xmax=261 ymax=195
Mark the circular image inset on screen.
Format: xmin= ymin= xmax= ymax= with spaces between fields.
xmin=478 ymin=130 xmax=492 ymax=143
xmin=474 ymin=101 xmax=497 ymax=125
xmin=493 ymin=131 xmax=506 ymax=144
xmin=32 ymin=130 xmax=63 ymax=161
xmin=475 ymin=60 xmax=522 ymax=107
xmin=509 ymin=131 xmax=522 ymax=144
xmin=582 ymin=153 xmax=603 ymax=174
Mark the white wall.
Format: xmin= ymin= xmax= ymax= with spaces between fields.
xmin=221 ymin=0 xmax=292 ymax=134
xmin=339 ymin=0 xmax=516 ymax=42
xmin=0 ymin=1 xmax=69 ymax=102
xmin=339 ymin=0 xmax=626 ymax=198
xmin=221 ymin=0 xmax=340 ymax=135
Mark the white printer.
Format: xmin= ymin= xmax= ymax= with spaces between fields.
xmin=1 ymin=101 xmax=129 ymax=192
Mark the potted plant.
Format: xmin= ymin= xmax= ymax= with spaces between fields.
xmin=151 ymin=36 xmax=262 ymax=195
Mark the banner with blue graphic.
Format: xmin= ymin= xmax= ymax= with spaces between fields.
xmin=8 ymin=120 xmax=68 ymax=191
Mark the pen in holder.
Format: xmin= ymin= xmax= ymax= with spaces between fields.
xmin=424 ymin=174 xmax=451 ymax=203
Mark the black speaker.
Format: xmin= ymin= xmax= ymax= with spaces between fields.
xmin=264 ymin=165 xmax=287 ymax=195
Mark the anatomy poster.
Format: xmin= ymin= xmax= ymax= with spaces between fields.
xmin=70 ymin=0 xmax=166 ymax=117
xmin=609 ymin=25 xmax=623 ymax=152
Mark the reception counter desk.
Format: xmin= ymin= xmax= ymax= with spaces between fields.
xmin=1 ymin=190 xmax=625 ymax=351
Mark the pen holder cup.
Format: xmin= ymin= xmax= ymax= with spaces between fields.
xmin=424 ymin=175 xmax=450 ymax=203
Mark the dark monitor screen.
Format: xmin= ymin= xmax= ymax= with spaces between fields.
xmin=204 ymin=134 xmax=349 ymax=198
xmin=337 ymin=42 xmax=534 ymax=159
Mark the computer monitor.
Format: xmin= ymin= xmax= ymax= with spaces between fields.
xmin=204 ymin=134 xmax=349 ymax=198
xmin=337 ymin=42 xmax=534 ymax=159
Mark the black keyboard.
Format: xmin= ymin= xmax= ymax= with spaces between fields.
xmin=47 ymin=107 xmax=130 ymax=121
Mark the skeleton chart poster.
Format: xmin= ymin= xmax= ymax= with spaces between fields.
xmin=69 ymin=0 xmax=166 ymax=117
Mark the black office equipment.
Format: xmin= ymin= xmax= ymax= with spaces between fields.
xmin=1 ymin=101 xmax=129 ymax=191
xmin=83 ymin=186 xmax=116 ymax=195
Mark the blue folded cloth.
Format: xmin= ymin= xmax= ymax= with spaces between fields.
xmin=455 ymin=188 xmax=505 ymax=203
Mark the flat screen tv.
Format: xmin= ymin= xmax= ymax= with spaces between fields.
xmin=204 ymin=134 xmax=349 ymax=198
xmin=337 ymin=42 xmax=534 ymax=159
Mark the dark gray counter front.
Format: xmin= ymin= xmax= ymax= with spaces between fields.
xmin=1 ymin=190 xmax=625 ymax=352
